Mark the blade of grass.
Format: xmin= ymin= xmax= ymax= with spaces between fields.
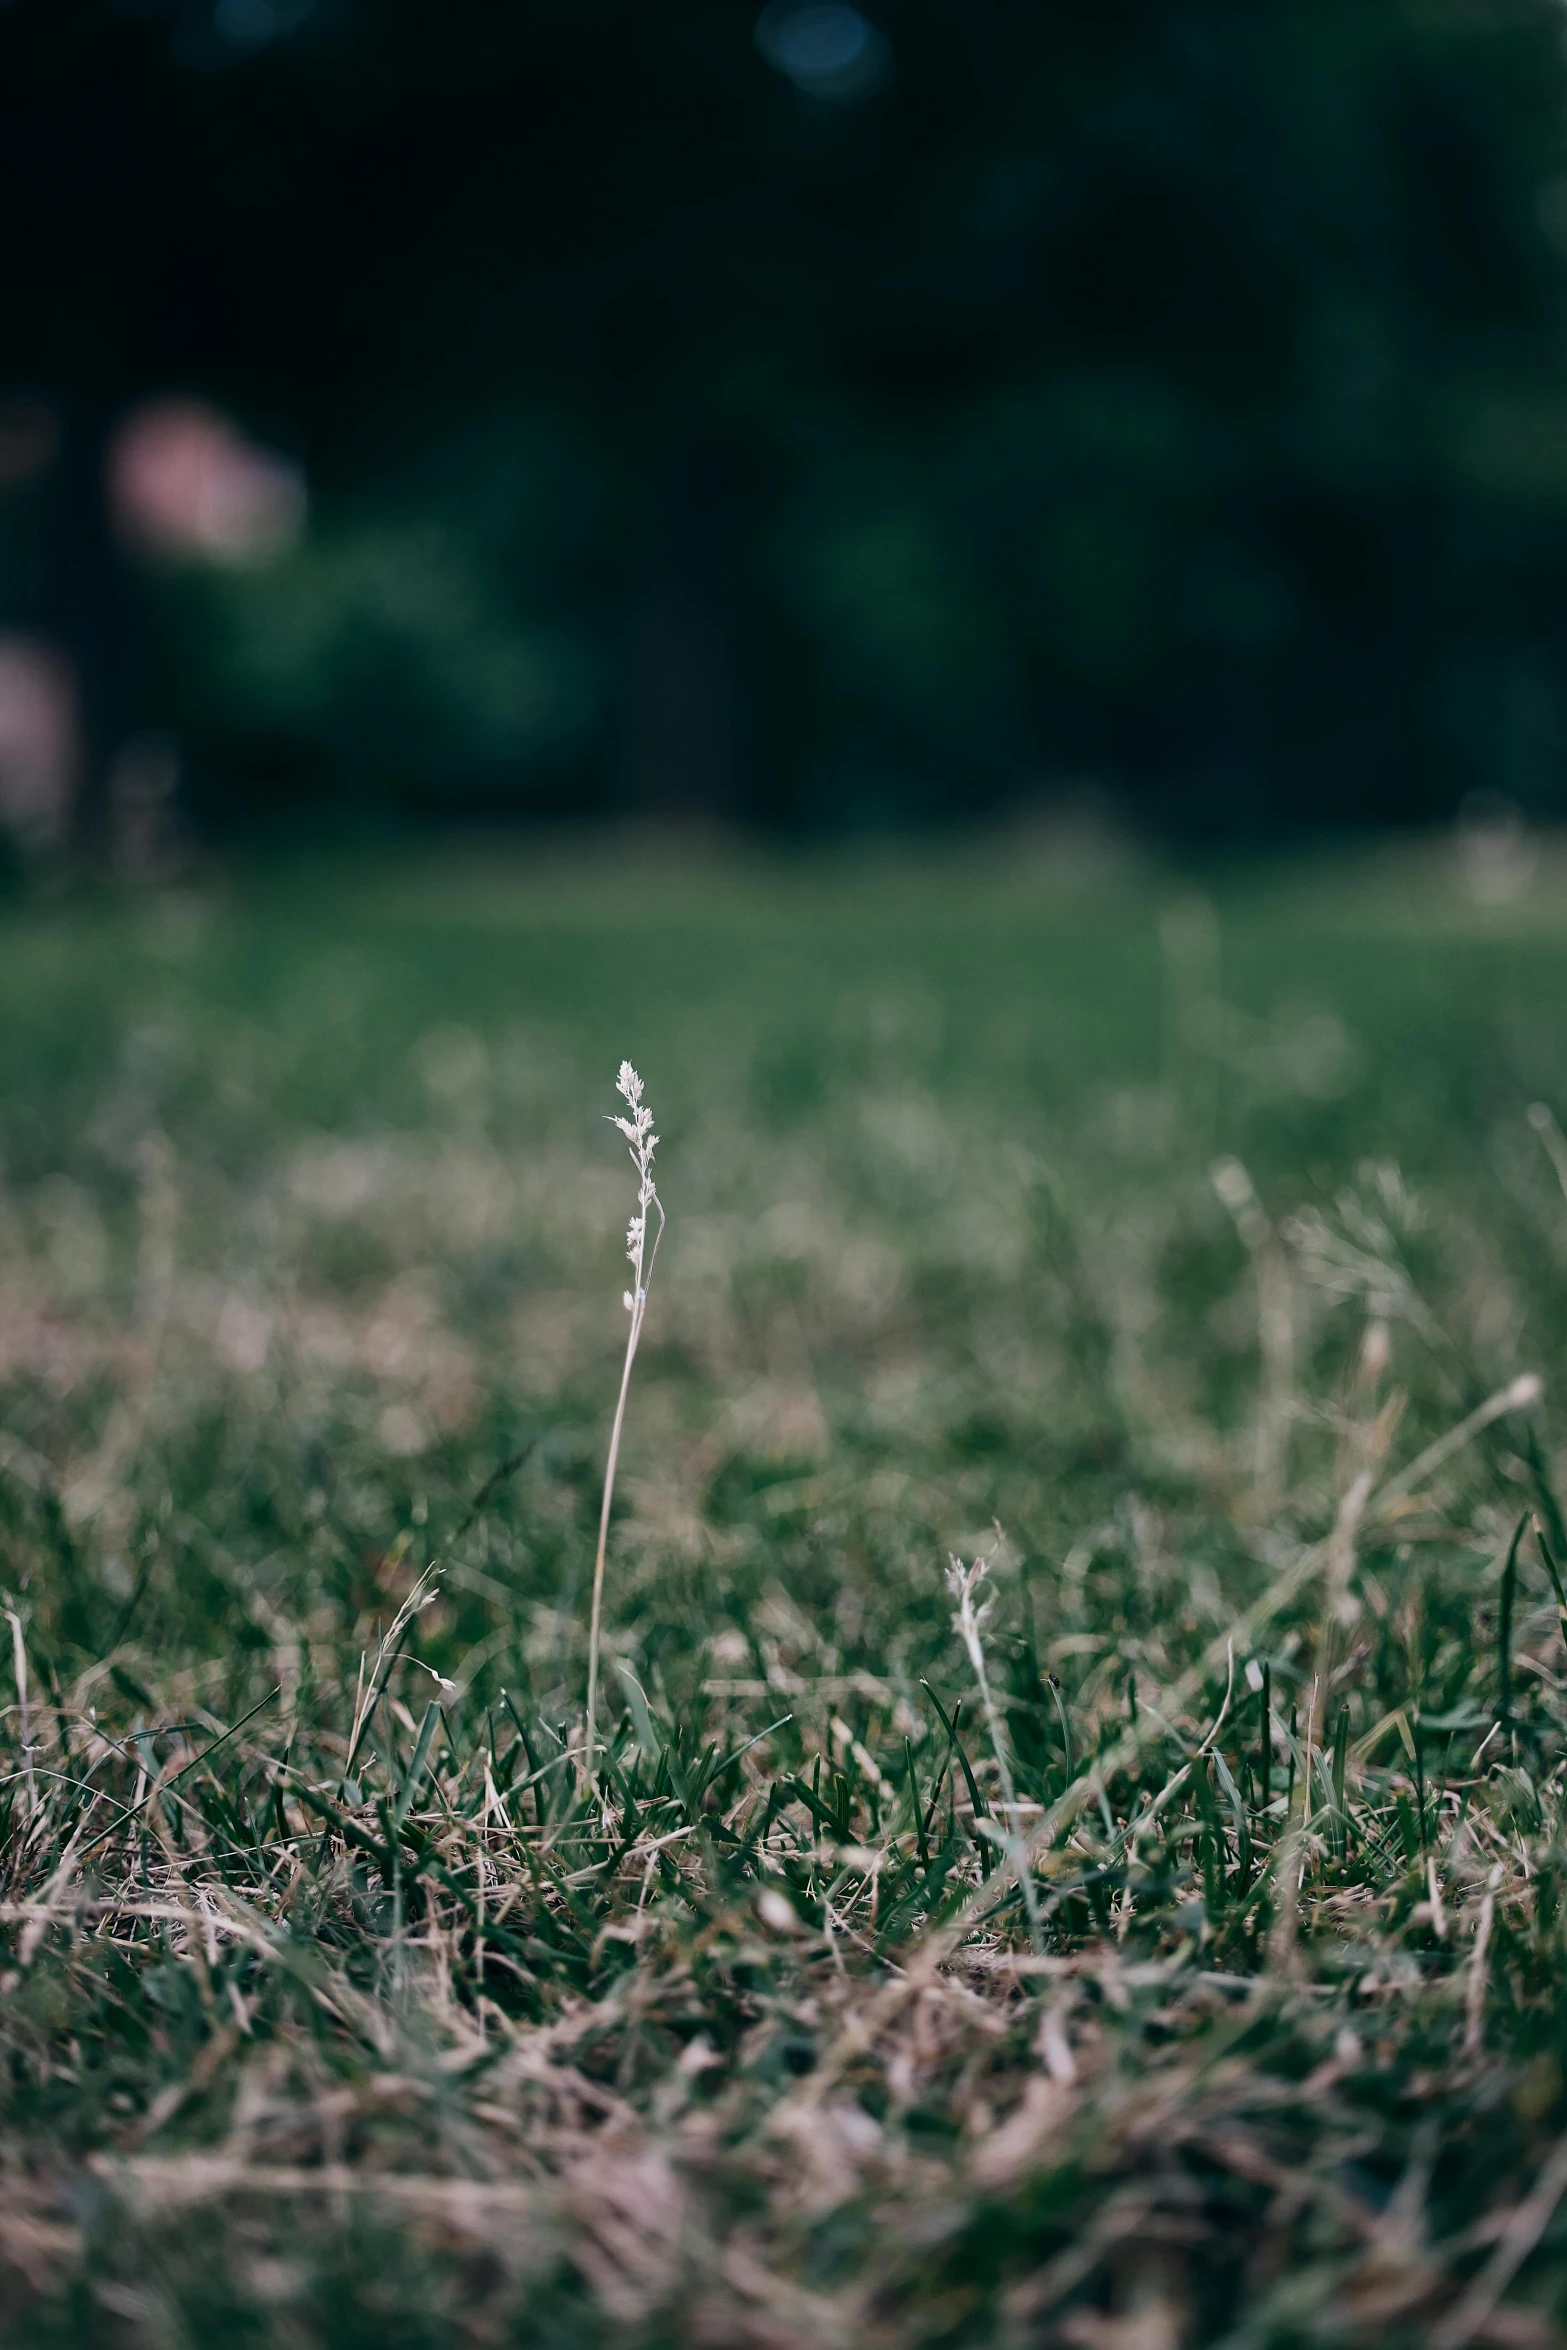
xmin=1498 ymin=1510 xmax=1527 ymax=1729
xmin=392 ymin=1702 xmax=444 ymax=1831
xmin=77 ymin=1688 xmax=280 ymax=1859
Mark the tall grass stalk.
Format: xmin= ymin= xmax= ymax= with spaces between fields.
xmin=948 ymin=1554 xmax=1044 ymax=1949
xmin=583 ymin=1062 xmax=663 ymax=1782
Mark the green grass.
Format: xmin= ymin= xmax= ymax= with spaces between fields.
xmin=7 ymin=839 xmax=1567 ymax=2345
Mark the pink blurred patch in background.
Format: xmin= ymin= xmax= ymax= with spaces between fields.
xmin=108 ymin=398 xmax=305 ymax=568
xmin=0 ymin=396 xmax=304 ymax=857
xmin=0 ymin=637 xmax=78 ymax=851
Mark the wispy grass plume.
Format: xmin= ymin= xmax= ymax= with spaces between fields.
xmin=583 ymin=1061 xmax=663 ymax=1780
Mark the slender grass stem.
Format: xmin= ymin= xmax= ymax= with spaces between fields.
xmin=584 ymin=1308 xmax=644 ymax=1779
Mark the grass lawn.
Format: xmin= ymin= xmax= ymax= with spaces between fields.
xmin=5 ymin=839 xmax=1567 ymax=2346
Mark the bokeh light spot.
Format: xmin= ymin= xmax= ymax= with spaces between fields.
xmin=754 ymin=2 xmax=891 ymax=102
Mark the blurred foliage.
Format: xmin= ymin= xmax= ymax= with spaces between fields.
xmin=4 ymin=0 xmax=1567 ymax=830
xmin=164 ymin=420 xmax=612 ymax=814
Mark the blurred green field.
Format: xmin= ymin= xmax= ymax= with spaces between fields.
xmin=7 ymin=842 xmax=1567 ymax=2347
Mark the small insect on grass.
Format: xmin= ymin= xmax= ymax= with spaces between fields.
xmin=583 ymin=1062 xmax=664 ymax=1784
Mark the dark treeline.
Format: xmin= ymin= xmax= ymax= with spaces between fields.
xmin=4 ymin=0 xmax=1567 ymax=841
